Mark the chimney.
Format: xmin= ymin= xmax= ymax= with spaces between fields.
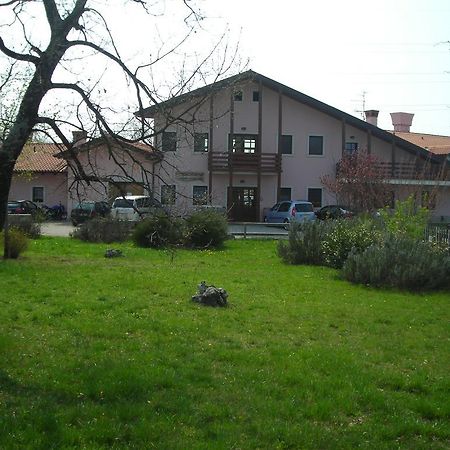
xmin=72 ymin=130 xmax=87 ymax=146
xmin=364 ymin=110 xmax=379 ymax=127
xmin=390 ymin=112 xmax=414 ymax=133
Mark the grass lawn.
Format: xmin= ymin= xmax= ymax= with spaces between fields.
xmin=0 ymin=238 xmax=449 ymax=449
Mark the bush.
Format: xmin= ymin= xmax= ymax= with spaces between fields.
xmin=0 ymin=227 xmax=29 ymax=259
xmin=72 ymin=217 xmax=133 ymax=243
xmin=184 ymin=210 xmax=228 ymax=248
xmin=132 ymin=213 xmax=184 ymax=248
xmin=342 ymin=234 xmax=450 ymax=291
xmin=321 ymin=218 xmax=382 ymax=268
xmin=7 ymin=215 xmax=41 ymax=238
xmin=379 ymin=195 xmax=429 ymax=240
xmin=278 ymin=220 xmax=329 ymax=265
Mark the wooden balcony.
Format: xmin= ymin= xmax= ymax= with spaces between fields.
xmin=336 ymin=160 xmax=447 ymax=182
xmin=374 ymin=162 xmax=446 ymax=180
xmin=209 ymin=152 xmax=281 ymax=173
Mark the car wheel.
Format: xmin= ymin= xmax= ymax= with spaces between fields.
xmin=283 ymin=219 xmax=290 ymax=231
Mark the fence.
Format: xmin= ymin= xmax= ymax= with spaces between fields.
xmin=229 ymin=222 xmax=450 ymax=245
xmin=228 ymin=222 xmax=288 ymax=239
xmin=425 ymin=225 xmax=450 ymax=246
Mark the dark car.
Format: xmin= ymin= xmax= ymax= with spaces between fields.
xmin=315 ymin=205 xmax=354 ymax=220
xmin=7 ymin=200 xmax=41 ymax=216
xmin=71 ymin=201 xmax=110 ymax=226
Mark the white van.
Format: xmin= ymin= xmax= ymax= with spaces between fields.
xmin=110 ymin=195 xmax=165 ymax=221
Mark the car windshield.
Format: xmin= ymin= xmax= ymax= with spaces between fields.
xmin=295 ymin=203 xmax=313 ymax=212
xmin=113 ymin=199 xmax=134 ymax=208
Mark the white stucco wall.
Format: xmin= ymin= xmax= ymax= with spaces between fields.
xmin=9 ymin=172 xmax=68 ymax=208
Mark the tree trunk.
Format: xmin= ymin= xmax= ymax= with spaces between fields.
xmin=0 ymin=153 xmax=14 ymax=232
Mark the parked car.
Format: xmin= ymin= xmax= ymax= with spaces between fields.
xmin=315 ymin=205 xmax=354 ymax=220
xmin=110 ymin=195 xmax=165 ymax=221
xmin=71 ymin=201 xmax=111 ymax=226
xmin=7 ymin=200 xmax=41 ymax=217
xmin=264 ymin=200 xmax=316 ymax=224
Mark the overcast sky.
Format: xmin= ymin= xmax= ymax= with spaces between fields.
xmin=199 ymin=0 xmax=450 ymax=136
xmin=1 ymin=0 xmax=449 ymax=137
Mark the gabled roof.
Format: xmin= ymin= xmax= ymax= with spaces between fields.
xmin=14 ymin=143 xmax=67 ymax=173
xmin=138 ymin=70 xmax=445 ymax=163
xmin=55 ymin=136 xmax=162 ymax=161
xmin=389 ymin=132 xmax=450 ymax=155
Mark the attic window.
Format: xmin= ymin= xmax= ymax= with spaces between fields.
xmin=234 ymin=90 xmax=243 ymax=101
xmin=252 ymin=91 xmax=260 ymax=102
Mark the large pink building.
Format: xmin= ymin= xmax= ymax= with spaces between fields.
xmin=139 ymin=70 xmax=450 ymax=221
xmin=10 ymin=70 xmax=450 ymax=221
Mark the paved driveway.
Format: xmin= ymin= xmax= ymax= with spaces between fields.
xmin=40 ymin=221 xmax=289 ymax=238
xmin=41 ymin=221 xmax=75 ymax=237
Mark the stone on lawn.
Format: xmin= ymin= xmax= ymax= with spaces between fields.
xmin=192 ymin=282 xmax=228 ymax=307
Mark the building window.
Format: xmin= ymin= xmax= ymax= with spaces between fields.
xmin=161 ymin=185 xmax=176 ymax=205
xmin=252 ymin=91 xmax=260 ymax=102
xmin=280 ymin=187 xmax=291 ymax=201
xmin=281 ymin=135 xmax=293 ymax=155
xmin=234 ymin=90 xmax=243 ymax=101
xmin=308 ymin=135 xmax=323 ymax=156
xmin=308 ymin=188 xmax=322 ymax=207
xmin=345 ymin=142 xmax=358 ymax=154
xmin=193 ymin=186 xmax=208 ymax=205
xmin=229 ymin=134 xmax=257 ymax=154
xmin=32 ymin=186 xmax=44 ymax=203
xmin=162 ymin=131 xmax=177 ymax=152
xmin=194 ymin=133 xmax=208 ymax=152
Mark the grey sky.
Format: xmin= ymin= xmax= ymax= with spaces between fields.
xmin=1 ymin=0 xmax=449 ymax=136
xmin=201 ymin=0 xmax=450 ymax=135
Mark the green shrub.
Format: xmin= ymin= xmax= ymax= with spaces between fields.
xmin=321 ymin=219 xmax=381 ymax=268
xmin=72 ymin=218 xmax=133 ymax=243
xmin=379 ymin=195 xmax=429 ymax=240
xmin=1 ymin=227 xmax=29 ymax=259
xmin=184 ymin=210 xmax=228 ymax=248
xmin=278 ymin=220 xmax=329 ymax=265
xmin=342 ymin=234 xmax=450 ymax=291
xmin=132 ymin=213 xmax=184 ymax=248
xmin=7 ymin=215 xmax=41 ymax=238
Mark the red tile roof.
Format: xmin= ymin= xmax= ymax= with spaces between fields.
xmin=390 ymin=132 xmax=450 ymax=155
xmin=14 ymin=143 xmax=67 ymax=173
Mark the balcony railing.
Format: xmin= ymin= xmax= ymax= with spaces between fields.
xmin=374 ymin=162 xmax=446 ymax=180
xmin=336 ymin=160 xmax=447 ymax=181
xmin=209 ymin=152 xmax=281 ymax=173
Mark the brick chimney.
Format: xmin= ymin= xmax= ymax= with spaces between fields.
xmin=364 ymin=110 xmax=379 ymax=127
xmin=390 ymin=112 xmax=414 ymax=133
xmin=72 ymin=130 xmax=87 ymax=146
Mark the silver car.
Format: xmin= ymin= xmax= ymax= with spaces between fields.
xmin=264 ymin=200 xmax=316 ymax=224
xmin=110 ymin=195 xmax=164 ymax=221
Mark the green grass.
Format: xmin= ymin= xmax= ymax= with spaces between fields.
xmin=0 ymin=238 xmax=449 ymax=449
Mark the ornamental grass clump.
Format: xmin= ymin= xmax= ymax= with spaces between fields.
xmin=1 ymin=227 xmax=29 ymax=259
xmin=342 ymin=234 xmax=450 ymax=291
xmin=321 ymin=218 xmax=382 ymax=268
xmin=277 ymin=220 xmax=329 ymax=265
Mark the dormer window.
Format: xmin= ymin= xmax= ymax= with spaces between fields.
xmin=234 ymin=90 xmax=243 ymax=101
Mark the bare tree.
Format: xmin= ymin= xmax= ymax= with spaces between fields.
xmin=0 ymin=0 xmax=239 ymax=248
xmin=321 ymin=151 xmax=390 ymax=212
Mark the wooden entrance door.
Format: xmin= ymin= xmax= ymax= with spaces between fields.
xmin=228 ymin=187 xmax=258 ymax=222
